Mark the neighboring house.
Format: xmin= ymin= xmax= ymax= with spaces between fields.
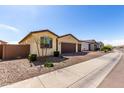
xmin=96 ymin=41 xmax=104 ymax=50
xmin=0 ymin=40 xmax=7 ymax=45
xmin=80 ymin=40 xmax=90 ymax=51
xmin=80 ymin=40 xmax=104 ymax=51
xmin=86 ymin=40 xmax=97 ymax=51
xmin=19 ymin=29 xmax=81 ymax=56
xmin=80 ymin=40 xmax=97 ymax=51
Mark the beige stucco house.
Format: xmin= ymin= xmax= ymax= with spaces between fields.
xmin=19 ymin=29 xmax=81 ymax=56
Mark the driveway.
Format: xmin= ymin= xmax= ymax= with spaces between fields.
xmin=2 ymin=51 xmax=121 ymax=88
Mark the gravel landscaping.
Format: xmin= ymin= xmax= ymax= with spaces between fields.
xmin=0 ymin=51 xmax=106 ymax=87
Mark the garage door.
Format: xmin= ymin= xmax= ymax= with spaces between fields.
xmin=61 ymin=43 xmax=76 ymax=53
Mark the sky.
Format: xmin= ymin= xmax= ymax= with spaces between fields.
xmin=0 ymin=5 xmax=124 ymax=46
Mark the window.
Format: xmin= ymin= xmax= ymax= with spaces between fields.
xmin=40 ymin=36 xmax=52 ymax=48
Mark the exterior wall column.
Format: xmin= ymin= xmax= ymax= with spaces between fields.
xmin=58 ymin=42 xmax=61 ymax=54
xmin=76 ymin=43 xmax=78 ymax=52
xmin=2 ymin=45 xmax=6 ymax=60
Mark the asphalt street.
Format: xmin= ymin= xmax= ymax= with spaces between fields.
xmin=99 ymin=49 xmax=124 ymax=88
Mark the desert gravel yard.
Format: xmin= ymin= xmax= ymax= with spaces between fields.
xmin=0 ymin=51 xmax=106 ymax=87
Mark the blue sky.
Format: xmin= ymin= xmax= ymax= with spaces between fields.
xmin=0 ymin=5 xmax=124 ymax=45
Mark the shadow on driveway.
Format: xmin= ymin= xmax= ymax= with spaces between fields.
xmin=61 ymin=51 xmax=89 ymax=57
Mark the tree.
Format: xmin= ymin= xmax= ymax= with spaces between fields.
xmin=33 ymin=36 xmax=41 ymax=57
xmin=101 ymin=44 xmax=113 ymax=52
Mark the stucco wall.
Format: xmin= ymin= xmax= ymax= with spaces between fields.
xmin=58 ymin=35 xmax=79 ymax=53
xmin=90 ymin=44 xmax=95 ymax=51
xmin=2 ymin=45 xmax=30 ymax=60
xmin=20 ymin=32 xmax=57 ymax=56
xmin=81 ymin=42 xmax=89 ymax=51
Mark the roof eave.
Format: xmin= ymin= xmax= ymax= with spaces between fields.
xmin=19 ymin=29 xmax=59 ymax=44
xmin=59 ymin=34 xmax=80 ymax=42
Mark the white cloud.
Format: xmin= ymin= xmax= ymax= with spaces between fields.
xmin=103 ymin=39 xmax=124 ymax=46
xmin=0 ymin=24 xmax=20 ymax=33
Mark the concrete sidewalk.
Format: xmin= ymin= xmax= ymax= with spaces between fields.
xmin=2 ymin=52 xmax=122 ymax=88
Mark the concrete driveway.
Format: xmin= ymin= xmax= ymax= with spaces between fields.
xmin=2 ymin=51 xmax=122 ymax=88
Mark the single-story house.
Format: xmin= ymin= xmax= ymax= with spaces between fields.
xmin=80 ymin=40 xmax=98 ymax=51
xmin=0 ymin=40 xmax=7 ymax=45
xmin=80 ymin=40 xmax=90 ymax=51
xmin=19 ymin=29 xmax=81 ymax=56
xmin=87 ymin=40 xmax=97 ymax=51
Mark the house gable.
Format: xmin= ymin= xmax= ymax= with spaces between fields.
xmin=19 ymin=30 xmax=58 ymax=56
xmin=19 ymin=29 xmax=58 ymax=44
xmin=58 ymin=34 xmax=79 ymax=43
xmin=32 ymin=31 xmax=58 ymax=40
xmin=58 ymin=34 xmax=79 ymax=53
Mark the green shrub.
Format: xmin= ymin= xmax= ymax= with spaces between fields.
xmin=101 ymin=45 xmax=113 ymax=52
xmin=54 ymin=51 xmax=60 ymax=57
xmin=28 ymin=54 xmax=37 ymax=62
xmin=44 ymin=60 xmax=54 ymax=67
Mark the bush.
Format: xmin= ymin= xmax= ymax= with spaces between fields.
xmin=44 ymin=60 xmax=54 ymax=67
xmin=28 ymin=54 xmax=37 ymax=62
xmin=101 ymin=45 xmax=113 ymax=52
xmin=54 ymin=51 xmax=60 ymax=57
